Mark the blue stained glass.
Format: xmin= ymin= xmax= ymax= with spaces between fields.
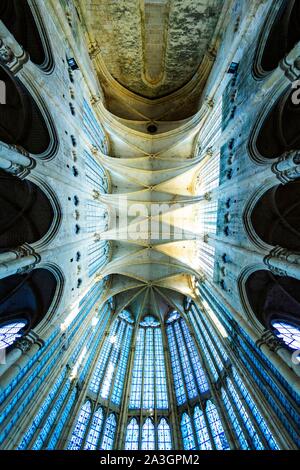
xmin=47 ymin=388 xmax=77 ymax=450
xmin=0 ymin=321 xmax=26 ymax=350
xmin=119 ymin=309 xmax=134 ymax=324
xmin=173 ymin=321 xmax=198 ymax=400
xmin=84 ymin=150 xmax=108 ymax=193
xmin=193 ymin=406 xmax=212 ymax=450
xmin=181 ymin=412 xmax=196 ymax=450
xmin=68 ymin=401 xmax=91 ymax=450
xmin=111 ymin=324 xmax=133 ymax=405
xmin=125 ymin=418 xmax=139 ymax=450
xmin=140 ymin=316 xmax=160 ymax=327
xmin=158 ymin=418 xmax=172 ymax=450
xmin=154 ymin=329 xmax=168 ymax=409
xmin=101 ymin=322 xmax=125 ymax=399
xmin=129 ymin=328 xmax=144 ymax=408
xmin=166 ymin=311 xmax=181 ymax=324
xmin=181 ymin=321 xmax=209 ymax=394
xmin=189 ymin=313 xmax=218 ymax=381
xmin=141 ymin=418 xmax=155 ymax=450
xmin=232 ymin=368 xmax=279 ymax=450
xmin=272 ymin=321 xmax=300 ymax=351
xmin=221 ymin=388 xmax=249 ymax=450
xmin=89 ymin=321 xmax=118 ymax=394
xmin=227 ymin=378 xmax=264 ymax=450
xmin=84 ymin=408 xmax=104 ymax=450
xmin=143 ymin=328 xmax=155 ymax=409
xmin=18 ymin=368 xmax=66 ymax=449
xmin=166 ymin=325 xmax=186 ymax=405
xmin=101 ymin=414 xmax=117 ymax=450
xmin=206 ymin=400 xmax=230 ymax=450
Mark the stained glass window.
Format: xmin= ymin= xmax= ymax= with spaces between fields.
xmin=206 ymin=400 xmax=229 ymax=450
xmin=166 ymin=325 xmax=186 ymax=405
xmin=129 ymin=316 xmax=168 ymax=410
xmin=129 ymin=328 xmax=144 ymax=408
xmin=221 ymin=388 xmax=249 ymax=450
xmin=68 ymin=401 xmax=91 ymax=450
xmin=166 ymin=313 xmax=209 ymax=405
xmin=125 ymin=418 xmax=139 ymax=450
xmin=0 ymin=321 xmax=26 ymax=350
xmin=84 ymin=407 xmax=104 ymax=450
xmin=193 ymin=406 xmax=212 ymax=450
xmin=101 ymin=414 xmax=117 ymax=450
xmin=227 ymin=377 xmax=264 ymax=450
xmin=157 ymin=418 xmax=172 ymax=450
xmin=232 ymin=368 xmax=279 ymax=450
xmin=89 ymin=313 xmax=133 ymax=405
xmin=141 ymin=418 xmax=155 ymax=450
xmin=181 ymin=412 xmax=196 ymax=450
xmin=272 ymin=321 xmax=300 ymax=350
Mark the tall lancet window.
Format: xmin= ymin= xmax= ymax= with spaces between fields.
xmin=68 ymin=401 xmax=92 ymax=450
xmin=125 ymin=315 xmax=171 ymax=450
xmin=89 ymin=309 xmax=133 ymax=405
xmin=166 ymin=311 xmax=229 ymax=450
xmin=180 ymin=401 xmax=230 ymax=451
xmin=129 ymin=315 xmax=168 ymax=410
xmin=166 ymin=311 xmax=209 ymax=405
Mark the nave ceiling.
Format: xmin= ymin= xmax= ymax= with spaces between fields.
xmin=77 ymin=0 xmax=227 ymax=320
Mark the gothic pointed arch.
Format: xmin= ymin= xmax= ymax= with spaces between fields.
xmin=0 ymin=267 xmax=58 ymax=351
xmin=245 ymin=180 xmax=300 ymax=251
xmin=254 ymin=0 xmax=300 ymax=78
xmin=0 ymin=64 xmax=55 ymax=155
xmin=0 ymin=0 xmax=53 ymax=71
xmin=0 ymin=171 xmax=55 ymax=249
xmin=244 ymin=269 xmax=300 ymax=335
xmin=249 ymin=86 xmax=300 ymax=162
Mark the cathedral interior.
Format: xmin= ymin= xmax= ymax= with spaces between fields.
xmin=0 ymin=0 xmax=300 ymax=452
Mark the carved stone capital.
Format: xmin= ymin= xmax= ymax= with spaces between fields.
xmin=0 ymin=38 xmax=28 ymax=73
xmin=272 ymin=150 xmax=300 ymax=183
xmin=256 ymin=329 xmax=284 ymax=353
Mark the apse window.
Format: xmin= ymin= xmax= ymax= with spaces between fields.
xmin=272 ymin=321 xmax=300 ymax=350
xmin=0 ymin=321 xmax=26 ymax=350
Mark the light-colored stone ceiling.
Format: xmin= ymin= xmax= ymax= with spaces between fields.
xmin=77 ymin=0 xmax=228 ymax=319
xmin=91 ymin=103 xmax=210 ymax=320
xmin=79 ymin=0 xmax=225 ymax=98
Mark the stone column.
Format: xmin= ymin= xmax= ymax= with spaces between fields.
xmin=272 ymin=151 xmax=300 ymax=183
xmin=264 ymin=248 xmax=300 ymax=281
xmin=256 ymin=330 xmax=300 ymax=378
xmin=0 ymin=21 xmax=28 ymax=73
xmin=0 ymin=254 xmax=39 ymax=280
xmin=0 ymin=143 xmax=33 ymax=177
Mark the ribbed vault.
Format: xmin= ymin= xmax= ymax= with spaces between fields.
xmin=91 ymin=97 xmax=213 ymax=321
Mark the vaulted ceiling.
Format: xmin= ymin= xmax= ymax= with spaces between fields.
xmin=78 ymin=0 xmax=227 ymax=320
xmin=79 ymin=0 xmax=225 ymax=98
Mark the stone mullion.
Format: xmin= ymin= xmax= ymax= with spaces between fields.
xmin=29 ymin=371 xmax=71 ymax=450
xmin=60 ymin=305 xmax=113 ymax=449
xmin=87 ymin=320 xmax=122 ymax=451
xmin=0 ymin=337 xmax=65 ymax=448
xmin=171 ymin=322 xmax=197 ymax=449
xmin=152 ymin=328 xmax=158 ymax=449
xmin=230 ymin=336 xmax=299 ymax=448
xmin=192 ymin=302 xmax=229 ymax=371
xmin=221 ymin=382 xmax=255 ymax=450
xmin=178 ymin=318 xmax=217 ymax=450
xmin=161 ymin=322 xmax=181 ymax=450
xmin=200 ymin=290 xmax=298 ymax=450
xmin=139 ymin=328 xmax=147 ymax=449
xmin=228 ymin=369 xmax=271 ymax=450
xmin=189 ymin=305 xmax=224 ymax=380
xmin=185 ymin=309 xmax=236 ymax=449
xmin=115 ymin=322 xmax=139 ymax=450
